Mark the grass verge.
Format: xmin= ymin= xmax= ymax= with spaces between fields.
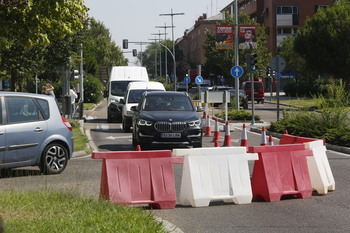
xmin=0 ymin=191 xmax=166 ymax=233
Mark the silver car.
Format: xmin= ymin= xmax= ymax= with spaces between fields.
xmin=0 ymin=92 xmax=73 ymax=175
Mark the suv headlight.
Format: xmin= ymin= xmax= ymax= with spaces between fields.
xmin=188 ymin=119 xmax=201 ymax=127
xmin=138 ymin=119 xmax=153 ymax=126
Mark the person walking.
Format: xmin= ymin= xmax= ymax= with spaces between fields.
xmin=69 ymin=85 xmax=78 ymax=118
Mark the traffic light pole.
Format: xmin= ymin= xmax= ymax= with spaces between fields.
xmin=234 ymin=0 xmax=240 ymax=110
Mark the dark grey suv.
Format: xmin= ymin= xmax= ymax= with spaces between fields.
xmin=131 ymin=91 xmax=203 ymax=148
xmin=0 ymin=92 xmax=73 ymax=175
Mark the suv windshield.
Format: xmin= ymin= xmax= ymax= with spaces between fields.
xmin=142 ymin=95 xmax=193 ymax=111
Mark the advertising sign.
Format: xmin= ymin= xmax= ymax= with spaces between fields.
xmin=238 ymin=25 xmax=257 ymax=50
xmin=216 ymin=25 xmax=233 ymax=49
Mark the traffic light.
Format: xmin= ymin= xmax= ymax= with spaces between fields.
xmin=247 ymin=53 xmax=257 ymax=71
xmin=132 ymin=49 xmax=137 ymax=57
xmin=266 ymin=66 xmax=272 ymax=77
xmin=70 ymin=69 xmax=79 ymax=81
xmin=122 ymin=39 xmax=128 ymax=49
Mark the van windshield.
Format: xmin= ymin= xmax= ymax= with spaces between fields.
xmin=111 ymin=81 xmax=132 ymax=96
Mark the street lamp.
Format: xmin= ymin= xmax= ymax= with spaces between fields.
xmin=160 ymin=9 xmax=184 ymax=91
xmin=151 ymin=31 xmax=167 ymax=78
xmin=155 ymin=23 xmax=174 ymax=83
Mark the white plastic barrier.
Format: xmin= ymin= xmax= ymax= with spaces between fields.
xmin=304 ymin=140 xmax=335 ymax=195
xmin=172 ymin=147 xmax=258 ymax=207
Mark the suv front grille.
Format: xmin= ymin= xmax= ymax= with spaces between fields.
xmin=154 ymin=122 xmax=187 ymax=132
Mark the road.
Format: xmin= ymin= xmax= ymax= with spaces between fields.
xmin=1 ymin=98 xmax=350 ymax=233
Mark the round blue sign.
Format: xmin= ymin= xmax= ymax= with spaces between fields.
xmin=195 ymin=76 xmax=203 ymax=85
xmin=184 ymin=76 xmax=191 ymax=84
xmin=230 ymin=66 xmax=244 ymax=78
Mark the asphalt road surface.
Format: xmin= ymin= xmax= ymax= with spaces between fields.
xmin=1 ymin=98 xmax=350 ymax=233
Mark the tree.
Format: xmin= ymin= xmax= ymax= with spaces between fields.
xmin=0 ymin=0 xmax=88 ymax=49
xmin=294 ymin=1 xmax=350 ymax=83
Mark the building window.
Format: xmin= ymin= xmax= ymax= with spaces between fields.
xmin=276 ymin=5 xmax=299 ymax=26
xmin=276 ymin=28 xmax=298 ymax=36
xmin=315 ymin=5 xmax=328 ymax=13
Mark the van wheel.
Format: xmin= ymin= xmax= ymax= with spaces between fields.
xmin=40 ymin=143 xmax=68 ymax=175
xmin=122 ymin=119 xmax=131 ymax=132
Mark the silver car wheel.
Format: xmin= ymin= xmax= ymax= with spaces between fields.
xmin=41 ymin=143 xmax=68 ymax=175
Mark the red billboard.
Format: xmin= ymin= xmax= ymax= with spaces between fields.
xmin=216 ymin=25 xmax=233 ymax=49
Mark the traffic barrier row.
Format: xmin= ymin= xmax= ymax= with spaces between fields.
xmin=91 ymin=128 xmax=334 ymax=208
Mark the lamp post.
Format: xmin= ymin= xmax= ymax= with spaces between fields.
xmin=148 ymin=37 xmax=159 ymax=78
xmin=151 ymin=31 xmax=167 ymax=77
xmin=160 ymin=9 xmax=184 ymax=91
xmin=155 ymin=23 xmax=174 ymax=83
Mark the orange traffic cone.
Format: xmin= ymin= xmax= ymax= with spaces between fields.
xmin=240 ymin=123 xmax=248 ymax=150
xmin=222 ymin=121 xmax=232 ymax=147
xmin=204 ymin=115 xmax=212 ymax=136
xmin=212 ymin=118 xmax=221 ymax=142
xmin=268 ymin=135 xmax=274 ymax=145
xmin=202 ymin=110 xmax=207 ymax=119
xmin=260 ymin=127 xmax=267 ymax=146
xmin=214 ymin=140 xmax=220 ymax=147
xmin=136 ymin=145 xmax=141 ymax=151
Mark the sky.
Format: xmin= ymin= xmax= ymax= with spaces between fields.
xmin=84 ymin=0 xmax=228 ymax=65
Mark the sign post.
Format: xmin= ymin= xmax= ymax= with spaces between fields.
xmin=270 ymin=56 xmax=286 ymax=121
xmin=230 ymin=66 xmax=244 ymax=109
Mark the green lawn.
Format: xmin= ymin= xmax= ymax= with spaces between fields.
xmin=0 ymin=191 xmax=166 ymax=233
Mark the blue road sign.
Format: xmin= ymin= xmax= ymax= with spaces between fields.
xmin=274 ymin=72 xmax=281 ymax=79
xmin=195 ymin=76 xmax=203 ymax=85
xmin=184 ymin=76 xmax=191 ymax=84
xmin=230 ymin=66 xmax=244 ymax=78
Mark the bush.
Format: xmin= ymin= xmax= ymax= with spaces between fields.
xmin=216 ymin=108 xmax=260 ymax=121
xmin=269 ymin=82 xmax=350 ymax=146
xmin=83 ymin=74 xmax=104 ymax=103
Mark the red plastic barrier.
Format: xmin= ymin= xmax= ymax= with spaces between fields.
xmin=249 ymin=144 xmax=313 ymax=202
xmin=92 ymin=151 xmax=183 ymax=209
xmin=279 ymin=134 xmax=326 ymax=145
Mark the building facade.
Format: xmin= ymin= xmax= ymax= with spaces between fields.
xmin=176 ymin=13 xmax=223 ymax=71
xmin=223 ymin=0 xmax=334 ymax=54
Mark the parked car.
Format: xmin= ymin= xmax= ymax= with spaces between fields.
xmin=131 ymin=91 xmax=203 ymax=148
xmin=242 ymin=81 xmax=265 ymax=104
xmin=177 ymin=82 xmax=188 ymax=92
xmin=0 ymin=92 xmax=73 ymax=175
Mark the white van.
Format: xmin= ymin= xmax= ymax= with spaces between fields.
xmin=105 ymin=66 xmax=149 ymax=122
xmin=121 ymin=81 xmax=165 ymax=132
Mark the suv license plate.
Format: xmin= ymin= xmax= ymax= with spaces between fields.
xmin=161 ymin=133 xmax=181 ymax=138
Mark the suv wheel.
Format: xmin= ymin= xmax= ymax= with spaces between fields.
xmin=40 ymin=143 xmax=68 ymax=175
xmin=193 ymin=142 xmax=202 ymax=148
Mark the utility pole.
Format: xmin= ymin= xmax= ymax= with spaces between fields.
xmin=151 ymin=31 xmax=167 ymax=77
xmin=155 ymin=23 xmax=173 ymax=83
xmin=160 ymin=9 xmax=184 ymax=91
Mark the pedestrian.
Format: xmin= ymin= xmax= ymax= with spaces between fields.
xmin=45 ymin=81 xmax=55 ymax=97
xmin=70 ymin=85 xmax=78 ymax=118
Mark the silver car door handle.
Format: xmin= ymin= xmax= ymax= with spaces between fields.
xmin=34 ymin=127 xmax=44 ymax=132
